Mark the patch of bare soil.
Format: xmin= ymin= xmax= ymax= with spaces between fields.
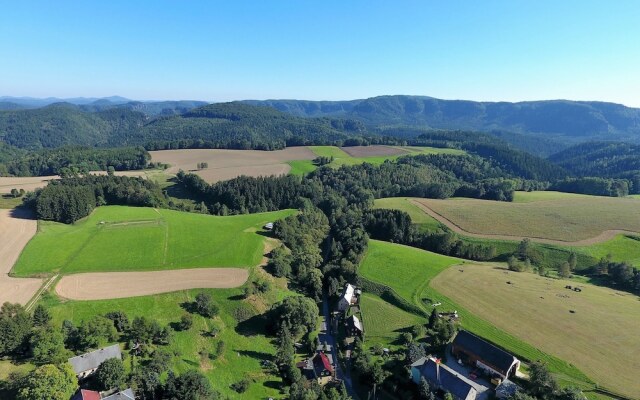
xmin=55 ymin=268 xmax=249 ymax=300
xmin=0 ymin=208 xmax=43 ymax=305
xmin=340 ymin=145 xmax=409 ymax=157
xmin=149 ymin=147 xmax=316 ymax=183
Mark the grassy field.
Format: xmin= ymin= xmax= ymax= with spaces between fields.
xmin=359 ymin=293 xmax=423 ymax=347
xmin=358 ymin=240 xmax=608 ymax=396
xmin=287 ymin=145 xmax=465 ymax=174
xmin=39 ymin=274 xmax=292 ymax=399
xmin=0 ymin=195 xmax=23 ymax=209
xmin=415 ymin=193 xmax=640 ymax=242
xmin=12 ymin=206 xmax=295 ymax=277
xmin=373 ymin=197 xmax=442 ymax=231
xmin=431 ymin=264 xmax=640 ymax=398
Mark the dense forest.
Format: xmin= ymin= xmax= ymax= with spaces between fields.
xmin=1 ymin=146 xmax=150 ymax=176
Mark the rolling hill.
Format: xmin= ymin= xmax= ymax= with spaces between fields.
xmin=247 ymin=95 xmax=640 ymax=143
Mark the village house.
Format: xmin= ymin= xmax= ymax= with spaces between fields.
xmin=337 ymin=283 xmax=359 ymax=311
xmin=68 ymin=344 xmax=122 ymax=380
xmin=296 ymin=345 xmax=335 ymax=385
xmin=451 ymin=330 xmax=520 ymax=380
xmin=411 ymin=357 xmax=477 ymax=400
xmin=71 ymin=388 xmax=134 ymax=400
xmin=345 ymin=314 xmax=364 ymax=337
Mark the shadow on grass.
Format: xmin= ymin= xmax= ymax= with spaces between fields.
xmin=235 ymin=349 xmax=272 ymax=361
xmin=262 ymin=380 xmax=282 ymax=390
xmin=235 ymin=314 xmax=268 ymax=337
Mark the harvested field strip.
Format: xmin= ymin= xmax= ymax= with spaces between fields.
xmin=411 ymin=197 xmax=640 ymax=244
xmin=149 ymin=147 xmax=316 ymax=183
xmin=0 ymin=208 xmax=43 ymax=305
xmin=340 ymin=145 xmax=409 ymax=157
xmin=55 ymin=268 xmax=249 ymax=300
xmin=431 ymin=264 xmax=640 ymax=398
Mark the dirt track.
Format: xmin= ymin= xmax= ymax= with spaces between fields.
xmin=411 ymin=199 xmax=639 ymax=246
xmin=149 ymin=147 xmax=316 ymax=183
xmin=55 ymin=268 xmax=249 ymax=300
xmin=0 ymin=209 xmax=43 ymax=305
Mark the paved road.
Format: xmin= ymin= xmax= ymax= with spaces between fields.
xmin=319 ymin=294 xmax=358 ymax=399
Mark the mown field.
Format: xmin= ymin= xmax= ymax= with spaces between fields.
xmin=358 ymin=240 xmax=611 ymax=397
xmin=414 ymin=193 xmax=640 ymax=242
xmin=12 ymin=206 xmax=295 ymax=277
xmin=288 ymin=145 xmax=465 ymax=175
xmin=431 ymin=264 xmax=640 ymax=398
xmin=38 ymin=268 xmax=294 ymax=399
xmin=373 ymin=197 xmax=442 ymax=231
xmin=359 ymin=293 xmax=423 ymax=347
xmin=374 ymin=196 xmax=640 ymax=268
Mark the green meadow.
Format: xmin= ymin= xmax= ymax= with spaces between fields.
xmin=12 ymin=206 xmax=295 ymax=277
xmin=39 ymin=278 xmax=293 ymax=399
xmin=357 ymin=240 xmax=602 ymax=395
xmin=373 ymin=197 xmax=442 ymax=231
xmin=287 ymin=145 xmax=465 ymax=174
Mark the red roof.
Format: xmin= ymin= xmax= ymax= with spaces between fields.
xmin=314 ymin=351 xmax=333 ymax=374
xmin=79 ymin=389 xmax=101 ymax=400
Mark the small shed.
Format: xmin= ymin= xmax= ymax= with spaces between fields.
xmin=263 ymin=222 xmax=274 ymax=230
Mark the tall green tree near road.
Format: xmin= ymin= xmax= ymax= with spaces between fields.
xmin=17 ymin=363 xmax=77 ymax=400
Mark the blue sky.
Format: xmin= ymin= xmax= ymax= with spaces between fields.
xmin=1 ymin=1 xmax=639 ymax=106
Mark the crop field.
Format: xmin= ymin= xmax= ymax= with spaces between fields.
xmin=359 ymin=293 xmax=423 ymax=347
xmin=414 ymin=194 xmax=640 ymax=243
xmin=0 ymin=208 xmax=43 ymax=305
xmin=55 ymin=268 xmax=249 ymax=300
xmin=358 ymin=240 xmax=602 ymax=394
xmin=431 ymin=264 xmax=640 ymax=398
xmin=40 ymin=283 xmax=292 ymax=399
xmin=12 ymin=205 xmax=295 ymax=277
xmin=150 ymin=147 xmax=316 ymax=183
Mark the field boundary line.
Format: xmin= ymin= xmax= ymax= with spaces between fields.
xmin=25 ymin=274 xmax=58 ymax=312
xmin=410 ymin=199 xmax=640 ymax=246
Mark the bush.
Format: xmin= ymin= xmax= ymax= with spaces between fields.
xmin=231 ymin=378 xmax=251 ymax=393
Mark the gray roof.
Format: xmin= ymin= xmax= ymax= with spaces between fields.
xmin=416 ymin=358 xmax=477 ymax=400
xmin=452 ymin=330 xmax=518 ymax=375
xmin=68 ymin=344 xmax=122 ymax=374
xmin=102 ymin=388 xmax=135 ymax=400
xmin=347 ymin=315 xmax=363 ymax=331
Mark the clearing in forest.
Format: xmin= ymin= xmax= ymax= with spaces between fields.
xmin=431 ymin=264 xmax=640 ymax=398
xmin=12 ymin=205 xmax=295 ymax=277
xmin=413 ymin=193 xmax=640 ymax=243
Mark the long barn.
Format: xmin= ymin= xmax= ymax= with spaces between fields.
xmin=451 ymin=330 xmax=520 ymax=380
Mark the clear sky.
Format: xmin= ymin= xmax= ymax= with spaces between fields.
xmin=1 ymin=0 xmax=639 ymax=106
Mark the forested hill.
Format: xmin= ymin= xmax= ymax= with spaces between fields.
xmin=549 ymin=142 xmax=640 ymax=178
xmin=0 ymin=102 xmax=366 ymax=150
xmin=245 ymin=95 xmax=640 ymax=143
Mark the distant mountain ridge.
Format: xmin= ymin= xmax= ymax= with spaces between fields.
xmin=245 ymin=95 xmax=640 ymax=143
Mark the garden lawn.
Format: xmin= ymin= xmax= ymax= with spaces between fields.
xmin=12 ymin=206 xmax=295 ymax=277
xmin=40 ymin=285 xmax=287 ymax=399
xmin=359 ymin=293 xmax=422 ymax=347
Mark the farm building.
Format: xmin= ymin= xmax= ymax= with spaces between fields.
xmin=346 ymin=314 xmax=364 ymax=337
xmin=451 ymin=330 xmax=520 ymax=380
xmin=411 ymin=357 xmax=477 ymax=400
xmin=337 ymin=283 xmax=358 ymax=311
xmin=68 ymin=344 xmax=122 ymax=379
